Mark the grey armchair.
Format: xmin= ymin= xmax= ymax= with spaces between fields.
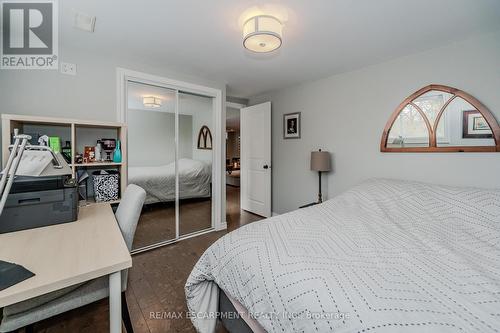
xmin=0 ymin=184 xmax=146 ymax=333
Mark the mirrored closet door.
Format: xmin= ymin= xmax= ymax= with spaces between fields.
xmin=125 ymin=80 xmax=214 ymax=252
xmin=178 ymin=92 xmax=214 ymax=236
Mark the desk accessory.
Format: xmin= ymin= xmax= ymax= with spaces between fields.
xmin=49 ymin=137 xmax=61 ymax=153
xmin=83 ymin=146 xmax=95 ymax=163
xmin=38 ymin=135 xmax=49 ymax=146
xmin=77 ymin=169 xmax=89 ymax=202
xmin=95 ymin=141 xmax=103 ymax=162
xmin=113 ymin=140 xmax=122 ymax=163
xmin=0 ymin=260 xmax=35 ymax=291
xmin=61 ymin=141 xmax=72 ymax=163
xmin=75 ymin=153 xmax=83 ymax=164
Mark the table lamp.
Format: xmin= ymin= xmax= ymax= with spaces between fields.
xmin=310 ymin=149 xmax=331 ymax=203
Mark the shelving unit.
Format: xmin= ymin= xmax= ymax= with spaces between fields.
xmin=69 ymin=162 xmax=123 ymax=167
xmin=1 ymin=114 xmax=127 ymax=205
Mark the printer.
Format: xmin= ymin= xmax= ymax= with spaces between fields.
xmin=0 ymin=152 xmax=78 ymax=234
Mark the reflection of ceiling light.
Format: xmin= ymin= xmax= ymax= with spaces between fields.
xmin=143 ymin=96 xmax=161 ymax=108
xmin=243 ymin=15 xmax=282 ymax=53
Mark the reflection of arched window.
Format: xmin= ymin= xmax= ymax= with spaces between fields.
xmin=381 ymin=85 xmax=500 ymax=152
xmin=197 ymin=125 xmax=213 ymax=150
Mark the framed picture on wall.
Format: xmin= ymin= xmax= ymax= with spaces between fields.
xmin=462 ymin=110 xmax=493 ymax=138
xmin=283 ymin=112 xmax=301 ymax=139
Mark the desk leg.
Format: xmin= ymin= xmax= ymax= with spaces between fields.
xmin=109 ymin=271 xmax=121 ymax=333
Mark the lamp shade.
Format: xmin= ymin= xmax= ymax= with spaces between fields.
xmin=310 ymin=150 xmax=331 ymax=172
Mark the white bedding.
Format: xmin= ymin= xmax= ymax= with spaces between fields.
xmin=185 ymin=178 xmax=500 ymax=332
xmin=128 ymin=158 xmax=211 ymax=204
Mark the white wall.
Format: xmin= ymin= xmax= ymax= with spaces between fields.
xmin=127 ymin=95 xmax=215 ymax=167
xmin=127 ymin=110 xmax=192 ymax=167
xmin=179 ymin=93 xmax=214 ymax=163
xmin=0 ymin=45 xmax=225 ymax=158
xmin=0 ymin=45 xmax=226 ymax=227
xmin=250 ymin=30 xmax=500 ymax=214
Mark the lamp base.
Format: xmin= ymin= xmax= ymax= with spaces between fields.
xmin=317 ymin=171 xmax=323 ymax=203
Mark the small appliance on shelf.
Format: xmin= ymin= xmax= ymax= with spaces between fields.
xmin=101 ymin=138 xmax=116 ymax=162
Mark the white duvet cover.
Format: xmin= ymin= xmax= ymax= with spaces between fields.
xmin=128 ymin=158 xmax=211 ymax=204
xmin=186 ymin=178 xmax=500 ymax=332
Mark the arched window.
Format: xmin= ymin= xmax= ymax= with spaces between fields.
xmin=381 ymin=85 xmax=500 ymax=152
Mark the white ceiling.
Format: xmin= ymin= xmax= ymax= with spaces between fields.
xmin=61 ymin=0 xmax=500 ymax=98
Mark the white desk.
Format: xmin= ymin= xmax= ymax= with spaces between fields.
xmin=0 ymin=204 xmax=132 ymax=333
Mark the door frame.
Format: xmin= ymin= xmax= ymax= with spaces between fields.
xmin=116 ymin=68 xmax=226 ymax=254
xmin=225 ymin=101 xmax=246 ymax=176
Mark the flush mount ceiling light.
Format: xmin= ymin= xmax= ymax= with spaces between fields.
xmin=143 ymin=96 xmax=162 ymax=108
xmin=243 ymin=15 xmax=283 ymax=53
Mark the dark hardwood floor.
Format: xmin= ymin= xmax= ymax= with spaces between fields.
xmin=26 ymin=185 xmax=262 ymax=333
xmin=133 ymin=197 xmax=213 ymax=250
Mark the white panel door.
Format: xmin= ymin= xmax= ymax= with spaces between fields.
xmin=240 ymin=102 xmax=271 ymax=217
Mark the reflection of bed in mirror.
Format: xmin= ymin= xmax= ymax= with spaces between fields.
xmin=128 ymin=158 xmax=211 ymax=205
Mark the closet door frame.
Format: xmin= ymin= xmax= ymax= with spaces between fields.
xmin=117 ymin=68 xmax=225 ymax=254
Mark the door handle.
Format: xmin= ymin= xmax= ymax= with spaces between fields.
xmin=263 ymin=165 xmax=270 ymax=169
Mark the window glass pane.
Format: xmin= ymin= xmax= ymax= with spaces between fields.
xmin=436 ymin=97 xmax=495 ymax=147
xmin=387 ymin=104 xmax=429 ymax=148
xmin=413 ymin=90 xmax=453 ymax=128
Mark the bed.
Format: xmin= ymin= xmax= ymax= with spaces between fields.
xmin=185 ymin=178 xmax=500 ymax=332
xmin=128 ymin=158 xmax=211 ymax=205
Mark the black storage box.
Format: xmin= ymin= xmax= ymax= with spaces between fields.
xmin=0 ymin=186 xmax=78 ymax=234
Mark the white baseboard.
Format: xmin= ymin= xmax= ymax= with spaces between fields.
xmin=216 ymin=221 xmax=227 ymax=231
xmin=272 ymin=212 xmax=280 ymax=217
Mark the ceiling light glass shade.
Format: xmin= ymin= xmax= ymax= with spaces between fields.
xmin=143 ymin=96 xmax=162 ymax=108
xmin=243 ymin=15 xmax=282 ymax=53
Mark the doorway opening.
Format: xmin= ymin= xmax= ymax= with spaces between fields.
xmin=226 ymin=102 xmax=241 ymax=188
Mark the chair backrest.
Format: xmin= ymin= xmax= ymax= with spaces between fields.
xmin=115 ymin=184 xmax=146 ymax=251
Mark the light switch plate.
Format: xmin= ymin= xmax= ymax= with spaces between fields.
xmin=60 ymin=62 xmax=77 ymax=75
